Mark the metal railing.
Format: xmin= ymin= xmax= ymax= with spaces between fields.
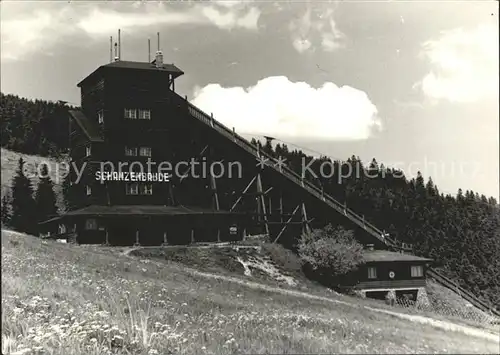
xmin=182 ymin=99 xmax=405 ymax=249
xmin=427 ymin=269 xmax=500 ymax=317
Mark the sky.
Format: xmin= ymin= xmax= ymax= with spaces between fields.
xmin=1 ymin=0 xmax=499 ymax=199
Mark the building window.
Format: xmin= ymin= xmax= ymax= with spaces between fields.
xmin=126 ymin=183 xmax=139 ymax=195
xmin=139 ymin=147 xmax=152 ymax=157
xmin=86 ymin=146 xmax=91 ymax=157
xmin=367 ymin=267 xmax=377 ymax=279
xmin=58 ymin=224 xmax=67 ymax=234
xmin=86 ymin=186 xmax=92 ymax=196
xmin=138 ymin=109 xmax=151 ymax=120
xmin=125 ymin=146 xmax=138 ymax=156
xmin=98 ymin=110 xmax=104 ymax=124
xmin=141 ymin=184 xmax=153 ymax=195
xmin=85 ymin=218 xmax=97 ymax=230
xmin=411 ymin=265 xmax=424 ymax=278
xmin=124 ymin=108 xmax=137 ymax=119
xmin=96 ymin=79 xmax=105 ymax=90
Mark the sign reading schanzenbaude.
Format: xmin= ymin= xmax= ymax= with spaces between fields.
xmin=95 ymin=171 xmax=171 ymax=182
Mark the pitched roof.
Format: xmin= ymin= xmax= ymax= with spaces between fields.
xmin=69 ymin=110 xmax=104 ymax=142
xmin=105 ymin=60 xmax=184 ymax=75
xmin=363 ymin=250 xmax=432 ymax=263
xmin=77 ymin=60 xmax=184 ymax=87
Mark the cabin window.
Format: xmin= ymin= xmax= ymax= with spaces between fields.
xmin=126 ymin=183 xmax=139 ymax=195
xmin=141 ymin=184 xmax=153 ymax=195
xmin=139 ymin=147 xmax=152 ymax=157
xmin=86 ymin=186 xmax=92 ymax=196
xmin=138 ymin=109 xmax=151 ymax=120
xmin=98 ymin=110 xmax=104 ymax=124
xmin=367 ymin=267 xmax=377 ymax=279
xmin=86 ymin=146 xmax=91 ymax=157
xmin=411 ymin=265 xmax=424 ymax=277
xmin=85 ymin=218 xmax=97 ymax=230
xmin=124 ymin=108 xmax=137 ymax=119
xmin=125 ymin=146 xmax=138 ymax=156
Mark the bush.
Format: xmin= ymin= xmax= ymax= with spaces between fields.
xmin=297 ymin=224 xmax=364 ymax=283
xmin=262 ymin=243 xmax=303 ymax=277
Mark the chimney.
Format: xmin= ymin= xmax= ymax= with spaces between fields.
xmin=114 ymin=43 xmax=119 ymax=62
xmin=155 ymin=50 xmax=163 ymax=68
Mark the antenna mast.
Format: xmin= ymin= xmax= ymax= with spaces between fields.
xmin=109 ymin=36 xmax=113 ymax=63
xmin=157 ymin=32 xmax=160 ymax=51
xmin=118 ymin=29 xmax=121 ymax=60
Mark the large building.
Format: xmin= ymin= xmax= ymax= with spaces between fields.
xmin=41 ymin=50 xmax=249 ymax=245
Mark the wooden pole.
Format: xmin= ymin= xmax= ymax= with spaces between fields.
xmin=210 ymin=167 xmax=221 ymax=242
xmin=256 ymin=173 xmax=269 ymax=236
xmin=302 ymin=203 xmax=311 ymax=234
xmin=274 ymin=204 xmax=301 ymax=244
xmin=179 ymin=145 xmax=209 ymax=182
xmin=230 ymin=175 xmax=257 ymax=211
xmin=268 ymin=196 xmax=272 ymax=223
xmin=279 ymin=193 xmax=284 ymax=224
xmin=135 ymin=229 xmax=140 ymax=246
xmin=168 ymin=183 xmax=176 ymax=205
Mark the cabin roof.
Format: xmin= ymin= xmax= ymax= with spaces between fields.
xmin=69 ymin=110 xmax=104 ymax=142
xmin=39 ymin=205 xmax=243 ymax=224
xmin=77 ymin=60 xmax=184 ymax=87
xmin=363 ymin=250 xmax=432 ymax=263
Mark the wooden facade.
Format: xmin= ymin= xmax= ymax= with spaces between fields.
xmin=342 ymin=249 xmax=433 ymax=301
xmin=45 ymin=58 xmax=255 ymax=245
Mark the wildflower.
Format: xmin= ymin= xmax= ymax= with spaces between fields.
xmin=11 ymin=349 xmax=32 ymax=355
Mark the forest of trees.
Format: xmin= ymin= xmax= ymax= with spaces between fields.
xmin=1 ymin=158 xmax=58 ymax=236
xmin=0 ymin=93 xmax=72 ymax=157
xmin=252 ymin=138 xmax=500 ymax=308
xmin=1 ymin=92 xmax=499 ymax=308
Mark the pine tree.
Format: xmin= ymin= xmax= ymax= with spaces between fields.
xmin=10 ymin=158 xmax=38 ymax=235
xmin=1 ymin=192 xmax=12 ymax=227
xmin=35 ymin=164 xmax=58 ymax=223
xmin=263 ymin=139 xmax=273 ymax=156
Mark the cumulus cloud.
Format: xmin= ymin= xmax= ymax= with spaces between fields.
xmin=0 ymin=1 xmax=261 ymax=61
xmin=289 ymin=6 xmax=345 ymax=54
xmin=191 ymin=77 xmax=381 ymax=140
xmin=416 ymin=24 xmax=499 ymax=103
xmin=200 ymin=6 xmax=260 ymax=31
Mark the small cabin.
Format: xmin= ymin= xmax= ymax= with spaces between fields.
xmin=344 ymin=248 xmax=433 ymax=303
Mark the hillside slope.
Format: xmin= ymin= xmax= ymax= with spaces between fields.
xmin=2 ymin=230 xmax=498 ymax=355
